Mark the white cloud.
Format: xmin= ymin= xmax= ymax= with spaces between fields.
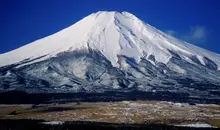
xmin=165 ymin=26 xmax=208 ymax=45
xmin=183 ymin=26 xmax=207 ymax=43
xmin=166 ymin=30 xmax=176 ymax=36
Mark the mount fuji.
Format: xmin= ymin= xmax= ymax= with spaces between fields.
xmin=0 ymin=11 xmax=220 ymax=102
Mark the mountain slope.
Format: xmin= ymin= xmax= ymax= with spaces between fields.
xmin=1 ymin=11 xmax=220 ymax=68
xmin=0 ymin=11 xmax=220 ymax=102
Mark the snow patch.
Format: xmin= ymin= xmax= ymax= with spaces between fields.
xmin=168 ymin=64 xmax=185 ymax=74
xmin=42 ymin=121 xmax=63 ymax=125
xmin=176 ymin=123 xmax=215 ymax=128
xmin=197 ymin=55 xmax=206 ymax=65
xmin=173 ymin=103 xmax=190 ymax=107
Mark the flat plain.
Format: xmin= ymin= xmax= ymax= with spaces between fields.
xmin=0 ymin=101 xmax=220 ymax=128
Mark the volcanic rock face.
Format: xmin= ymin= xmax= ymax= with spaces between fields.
xmin=0 ymin=11 xmax=220 ymax=101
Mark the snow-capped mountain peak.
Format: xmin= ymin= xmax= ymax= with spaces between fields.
xmin=1 ymin=11 xmax=220 ymax=99
xmin=0 ymin=11 xmax=220 ymax=69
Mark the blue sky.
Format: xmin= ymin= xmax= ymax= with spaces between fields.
xmin=1 ymin=0 xmax=220 ymax=54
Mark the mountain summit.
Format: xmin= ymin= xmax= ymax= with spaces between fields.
xmin=1 ymin=11 xmax=220 ymax=68
xmin=0 ymin=11 xmax=220 ymax=102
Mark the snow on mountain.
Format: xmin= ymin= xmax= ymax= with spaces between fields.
xmin=0 ymin=11 xmax=220 ymax=68
xmin=0 ymin=11 xmax=220 ymax=101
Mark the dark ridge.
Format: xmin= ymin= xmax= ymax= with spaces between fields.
xmin=190 ymin=55 xmax=202 ymax=65
xmin=0 ymin=119 xmax=219 ymax=130
xmin=0 ymin=55 xmax=48 ymax=72
xmin=19 ymin=55 xmax=47 ymax=65
xmin=0 ymin=64 xmax=18 ymax=72
xmin=203 ymin=57 xmax=218 ymax=70
xmin=168 ymin=49 xmax=182 ymax=60
xmin=148 ymin=54 xmax=156 ymax=62
xmin=0 ymin=90 xmax=220 ymax=104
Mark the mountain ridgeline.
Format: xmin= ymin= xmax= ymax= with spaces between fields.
xmin=0 ymin=11 xmax=220 ymax=103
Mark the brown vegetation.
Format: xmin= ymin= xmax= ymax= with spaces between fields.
xmin=0 ymin=101 xmax=220 ymax=128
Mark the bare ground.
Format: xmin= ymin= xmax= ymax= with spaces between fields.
xmin=0 ymin=101 xmax=220 ymax=128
